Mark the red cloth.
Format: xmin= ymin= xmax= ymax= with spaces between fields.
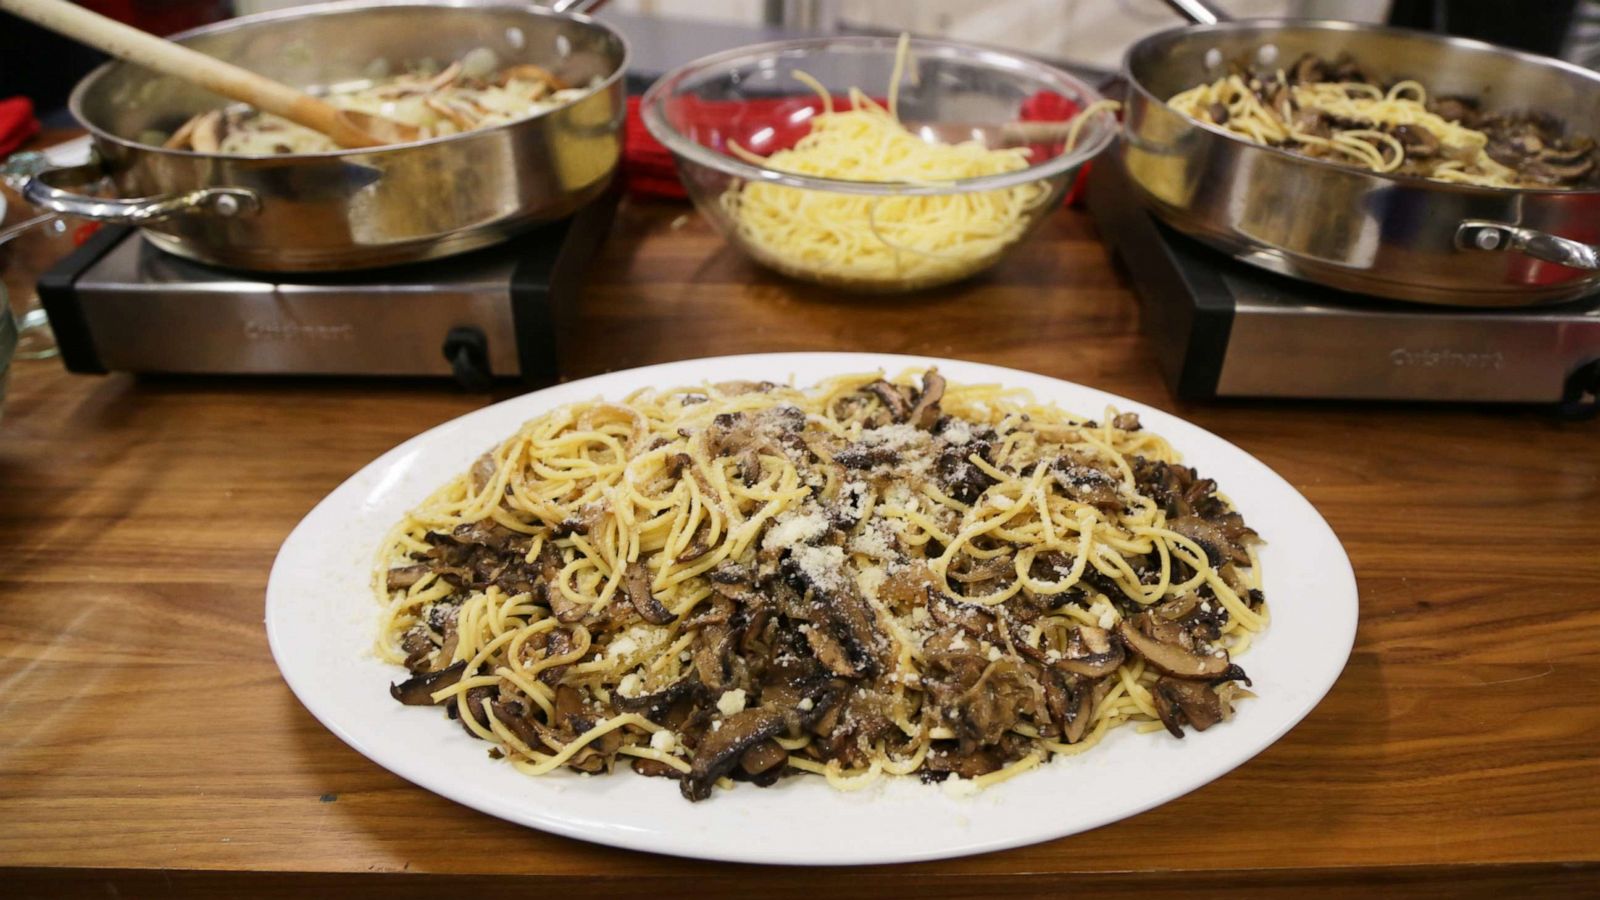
xmin=622 ymin=95 xmax=683 ymax=199
xmin=1018 ymin=91 xmax=1106 ymax=207
xmin=624 ymin=94 xmax=845 ymax=200
xmin=0 ymin=97 xmax=41 ymax=157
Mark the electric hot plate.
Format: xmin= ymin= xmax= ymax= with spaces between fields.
xmin=1086 ymin=157 xmax=1600 ymax=416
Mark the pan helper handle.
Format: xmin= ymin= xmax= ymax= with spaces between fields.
xmin=20 ymin=159 xmax=260 ymax=225
xmin=1457 ymin=221 xmax=1600 ymax=271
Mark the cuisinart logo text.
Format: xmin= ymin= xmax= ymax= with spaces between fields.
xmin=244 ymin=321 xmax=355 ymax=341
xmin=1389 ymin=347 xmax=1504 ymax=369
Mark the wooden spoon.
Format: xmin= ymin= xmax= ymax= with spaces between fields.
xmin=0 ymin=0 xmax=420 ymax=149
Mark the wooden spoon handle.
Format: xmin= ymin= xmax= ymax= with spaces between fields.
xmin=0 ymin=0 xmax=381 ymax=148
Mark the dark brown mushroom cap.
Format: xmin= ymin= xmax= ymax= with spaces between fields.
xmin=1167 ymin=515 xmax=1251 ymax=567
xmin=490 ymin=697 xmax=552 ymax=753
xmin=1152 ymin=677 xmax=1225 ymax=738
xmin=678 ymin=677 xmax=841 ymax=801
xmin=613 ymin=678 xmax=708 ymax=723
xmin=623 ymin=561 xmax=676 ymax=625
xmin=1430 ymin=95 xmax=1479 ymax=126
xmin=1392 ymin=124 xmax=1440 ymax=159
xmin=833 ymin=443 xmax=900 ymax=469
xmin=1116 ymin=616 xmax=1233 ymax=680
xmin=738 ymin=739 xmax=788 ymax=776
xmin=864 ymin=380 xmax=913 ymax=423
xmin=680 ymin=708 xmax=787 ymax=801
xmin=780 ymin=556 xmax=886 ymax=679
xmin=1044 ymin=671 xmax=1103 ymax=744
xmin=389 ymin=660 xmax=467 ymax=705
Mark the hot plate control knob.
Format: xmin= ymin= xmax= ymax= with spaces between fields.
xmin=442 ymin=326 xmax=493 ymax=390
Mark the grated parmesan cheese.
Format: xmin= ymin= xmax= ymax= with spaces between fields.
xmin=617 ymin=672 xmax=644 ymax=698
xmin=1089 ymin=597 xmax=1119 ymax=630
xmin=941 ymin=418 xmax=973 ymax=445
xmin=650 ymin=729 xmax=678 ymax=753
xmin=716 ymin=689 xmax=747 ymax=716
xmin=791 ymin=544 xmax=848 ymax=592
xmin=849 ymin=525 xmax=896 ymax=561
xmin=857 ymin=565 xmax=887 ymax=601
xmin=763 ymin=508 xmax=829 ymax=551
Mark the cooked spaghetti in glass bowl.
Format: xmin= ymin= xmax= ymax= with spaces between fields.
xmin=641 ymin=36 xmax=1117 ymax=293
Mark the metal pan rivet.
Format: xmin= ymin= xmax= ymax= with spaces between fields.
xmin=214 ymin=195 xmax=241 ymax=217
xmin=1204 ymin=48 xmax=1222 ymax=70
xmin=1474 ymin=229 xmax=1502 ymax=250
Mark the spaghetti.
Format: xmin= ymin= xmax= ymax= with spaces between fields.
xmin=718 ymin=35 xmax=1116 ymax=290
xmin=1168 ymin=53 xmax=1598 ymax=188
xmin=376 ymin=370 xmax=1265 ymax=801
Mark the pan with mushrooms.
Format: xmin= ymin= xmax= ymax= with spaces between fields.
xmin=374 ymin=369 xmax=1268 ymax=801
xmin=1169 ymin=52 xmax=1599 ymax=189
xmin=17 ymin=0 xmax=627 ymax=271
xmin=162 ymin=54 xmax=597 ymax=156
xmin=1120 ymin=14 xmax=1600 ymax=306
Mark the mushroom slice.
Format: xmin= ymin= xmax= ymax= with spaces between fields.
xmin=424 ymin=95 xmax=478 ymax=131
xmin=389 ymin=660 xmax=467 ymax=705
xmin=1053 ymin=624 xmax=1125 ymax=678
xmin=905 ymin=369 xmax=946 ymax=430
xmin=164 ymin=112 xmax=204 ymax=150
xmin=926 ymin=588 xmax=995 ymax=637
xmin=490 ymin=697 xmax=551 ymax=753
xmin=864 ymin=380 xmax=912 ymax=423
xmin=182 ymin=110 xmax=226 ymax=154
xmin=1151 ymin=676 xmax=1225 ymax=738
xmin=1167 ymin=515 xmax=1250 ymax=567
xmin=546 ymin=584 xmax=591 ymax=624
xmin=468 ymin=452 xmax=499 ymax=494
xmin=681 ymin=708 xmax=786 ymax=801
xmin=497 ymin=63 xmax=566 ymax=91
xmin=613 ymin=679 xmax=706 ymax=723
xmin=384 ymin=564 xmax=432 ymax=591
xmin=421 ymin=60 xmax=463 ymax=95
xmin=1116 ymin=615 xmax=1234 ymax=680
xmin=738 ymin=739 xmax=788 ymax=777
xmin=1047 ymin=672 xmax=1102 ymax=744
xmin=624 ymin=561 xmax=676 ymax=625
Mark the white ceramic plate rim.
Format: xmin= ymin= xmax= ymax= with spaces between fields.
xmin=265 ymin=352 xmax=1358 ymax=866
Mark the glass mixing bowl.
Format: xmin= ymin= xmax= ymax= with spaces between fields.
xmin=641 ymin=35 xmax=1115 ymax=293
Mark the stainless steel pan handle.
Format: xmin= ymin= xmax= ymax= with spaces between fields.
xmin=1457 ymin=221 xmax=1600 ymax=271
xmin=1160 ymin=0 xmax=1233 ymax=25
xmin=20 ymin=162 xmax=260 ymax=225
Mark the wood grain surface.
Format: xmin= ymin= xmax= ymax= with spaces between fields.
xmin=2 ymin=172 xmax=1599 ymax=897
